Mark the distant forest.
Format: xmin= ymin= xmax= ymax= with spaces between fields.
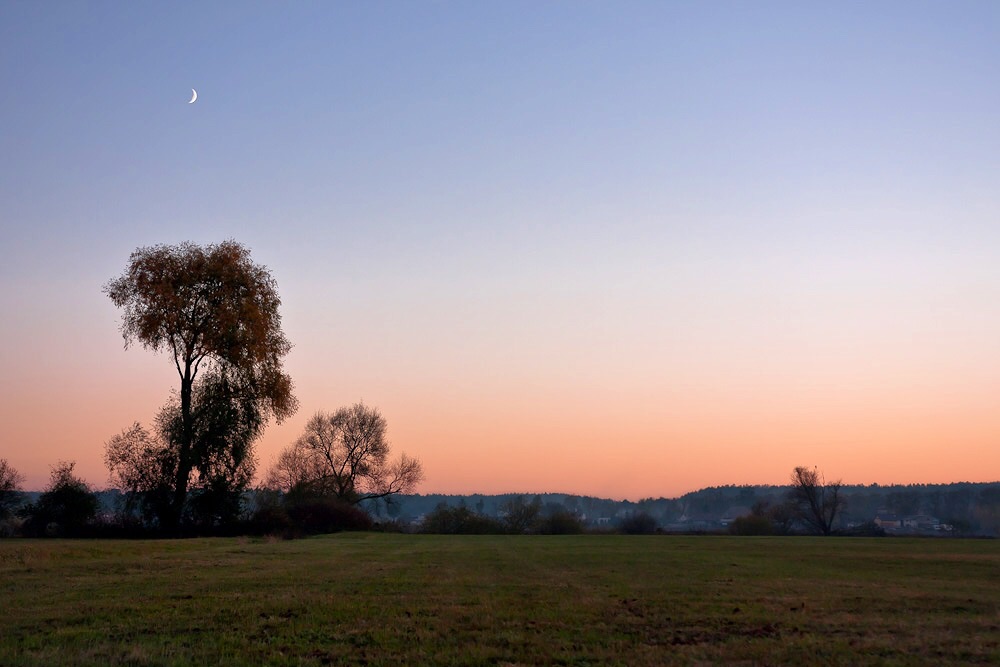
xmin=369 ymin=481 xmax=1000 ymax=537
xmin=8 ymin=480 xmax=999 ymax=538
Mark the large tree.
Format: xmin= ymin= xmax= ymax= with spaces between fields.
xmin=105 ymin=241 xmax=297 ymax=529
xmin=788 ymin=466 xmax=845 ymax=535
xmin=266 ymin=402 xmax=423 ymax=505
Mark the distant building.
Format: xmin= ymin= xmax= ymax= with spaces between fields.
xmin=874 ymin=511 xmax=901 ymax=530
xmin=719 ymin=506 xmax=751 ymax=527
xmin=874 ymin=511 xmax=945 ymax=533
xmin=902 ymin=515 xmax=940 ymax=531
xmin=669 ymin=507 xmax=722 ymax=532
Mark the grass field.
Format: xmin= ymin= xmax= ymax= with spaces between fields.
xmin=1 ymin=534 xmax=998 ymax=665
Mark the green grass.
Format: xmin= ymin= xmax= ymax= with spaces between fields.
xmin=1 ymin=534 xmax=998 ymax=665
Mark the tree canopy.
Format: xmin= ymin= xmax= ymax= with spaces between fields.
xmin=104 ymin=240 xmax=296 ymax=414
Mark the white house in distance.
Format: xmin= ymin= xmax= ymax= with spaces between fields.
xmin=874 ymin=511 xmax=950 ymax=533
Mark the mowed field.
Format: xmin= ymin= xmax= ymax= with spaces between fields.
xmin=1 ymin=534 xmax=998 ymax=666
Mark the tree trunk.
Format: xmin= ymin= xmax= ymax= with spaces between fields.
xmin=169 ymin=362 xmax=195 ymax=532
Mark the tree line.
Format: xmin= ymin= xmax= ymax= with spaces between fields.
xmin=5 ymin=454 xmax=1000 ymax=537
xmin=369 ymin=477 xmax=1000 ymax=536
xmin=390 ymin=468 xmax=845 ymax=536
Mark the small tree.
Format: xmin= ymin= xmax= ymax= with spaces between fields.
xmin=499 ymin=495 xmax=542 ymax=534
xmin=23 ymin=462 xmax=98 ymax=537
xmin=267 ymin=403 xmax=423 ymax=505
xmin=0 ymin=459 xmax=24 ymax=517
xmin=105 ymin=422 xmax=176 ymax=526
xmin=729 ymin=499 xmax=796 ymax=535
xmin=788 ymin=466 xmax=845 ymax=535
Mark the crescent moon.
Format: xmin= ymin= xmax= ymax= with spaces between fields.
xmin=188 ymin=89 xmax=198 ymax=104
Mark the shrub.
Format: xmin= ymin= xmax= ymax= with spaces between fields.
xmin=0 ymin=515 xmax=24 ymax=538
xmin=499 ymin=496 xmax=542 ymax=534
xmin=537 ymin=511 xmax=584 ymax=535
xmin=373 ymin=519 xmax=409 ymax=533
xmin=420 ymin=505 xmax=504 ymax=534
xmin=246 ymin=503 xmax=294 ymax=537
xmin=184 ymin=484 xmax=245 ymax=532
xmin=619 ymin=512 xmax=658 ymax=535
xmin=729 ymin=514 xmax=775 ymax=536
xmin=842 ymin=521 xmax=886 ymax=537
xmin=284 ymin=497 xmax=373 ymax=534
xmin=21 ymin=462 xmax=98 ymax=537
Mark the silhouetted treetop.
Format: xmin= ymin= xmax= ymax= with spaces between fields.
xmin=104 ymin=241 xmax=294 ymax=411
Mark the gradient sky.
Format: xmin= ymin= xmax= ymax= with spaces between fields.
xmin=2 ymin=2 xmax=999 ymax=497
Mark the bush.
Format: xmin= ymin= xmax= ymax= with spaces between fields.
xmin=184 ymin=485 xmax=245 ymax=532
xmin=246 ymin=503 xmax=295 ymax=537
xmin=842 ymin=521 xmax=886 ymax=537
xmin=21 ymin=462 xmax=98 ymax=537
xmin=729 ymin=514 xmax=775 ymax=536
xmin=284 ymin=497 xmax=373 ymax=534
xmin=619 ymin=512 xmax=658 ymax=535
xmin=373 ymin=519 xmax=409 ymax=533
xmin=0 ymin=515 xmax=24 ymax=538
xmin=537 ymin=511 xmax=584 ymax=535
xmin=420 ymin=505 xmax=504 ymax=534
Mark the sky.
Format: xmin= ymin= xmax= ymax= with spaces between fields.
xmin=2 ymin=2 xmax=999 ymax=498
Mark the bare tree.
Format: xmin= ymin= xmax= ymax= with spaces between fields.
xmin=788 ymin=466 xmax=845 ymax=535
xmin=267 ymin=402 xmax=423 ymax=504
